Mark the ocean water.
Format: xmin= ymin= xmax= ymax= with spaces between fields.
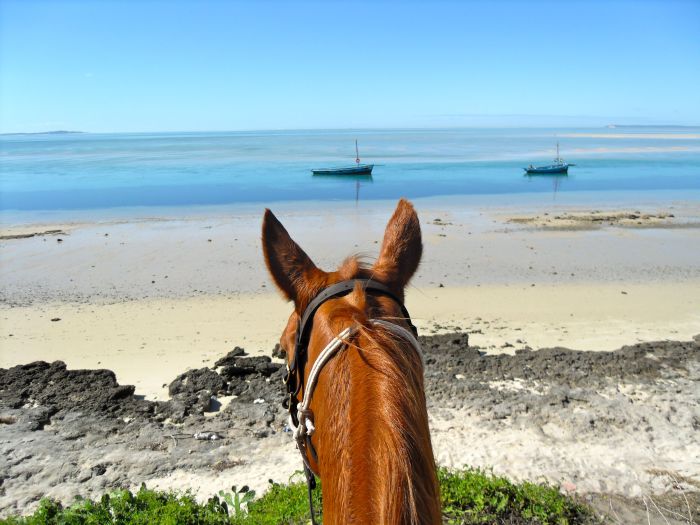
xmin=1 ymin=128 xmax=699 ymax=218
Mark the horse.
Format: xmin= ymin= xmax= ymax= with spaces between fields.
xmin=262 ymin=198 xmax=441 ymax=524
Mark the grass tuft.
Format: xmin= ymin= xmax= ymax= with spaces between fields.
xmin=438 ymin=467 xmax=593 ymax=524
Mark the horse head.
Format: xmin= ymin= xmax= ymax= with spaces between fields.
xmin=262 ymin=199 xmax=440 ymax=524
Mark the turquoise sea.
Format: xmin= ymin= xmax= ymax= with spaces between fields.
xmin=1 ymin=127 xmax=699 ymax=218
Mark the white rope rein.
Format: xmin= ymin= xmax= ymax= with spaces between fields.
xmin=289 ymin=319 xmax=422 ymax=474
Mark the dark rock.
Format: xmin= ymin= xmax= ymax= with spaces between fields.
xmin=219 ymin=356 xmax=277 ymax=380
xmin=0 ymin=361 xmax=151 ymax=420
xmin=417 ymin=333 xmax=697 ymax=412
xmin=109 ymin=385 xmax=135 ymax=400
xmin=256 ymin=361 xmax=283 ymax=377
xmin=91 ymin=464 xmax=109 ymax=476
xmin=272 ymin=343 xmax=285 ymax=359
xmin=214 ymin=347 xmax=247 ymax=367
xmin=168 ymin=368 xmax=227 ymax=397
xmin=220 ymin=365 xmax=254 ymax=379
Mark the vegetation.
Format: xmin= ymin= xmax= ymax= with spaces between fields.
xmin=438 ymin=467 xmax=593 ymax=524
xmin=1 ymin=468 xmax=594 ymax=525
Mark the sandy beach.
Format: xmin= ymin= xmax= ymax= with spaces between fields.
xmin=2 ymin=198 xmax=699 ymax=397
xmin=2 ymin=196 xmax=700 ymax=521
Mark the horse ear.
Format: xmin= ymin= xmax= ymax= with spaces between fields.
xmin=372 ymin=199 xmax=422 ymax=292
xmin=262 ymin=209 xmax=327 ymax=307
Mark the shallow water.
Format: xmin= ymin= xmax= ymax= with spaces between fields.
xmin=1 ymin=127 xmax=699 ymax=218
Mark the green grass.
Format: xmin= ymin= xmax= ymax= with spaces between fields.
xmin=438 ymin=467 xmax=593 ymax=524
xmin=1 ymin=468 xmax=594 ymax=525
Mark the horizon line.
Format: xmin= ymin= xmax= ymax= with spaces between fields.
xmin=3 ymin=123 xmax=700 ymax=136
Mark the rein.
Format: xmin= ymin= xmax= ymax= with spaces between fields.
xmin=282 ymin=279 xmax=420 ymax=524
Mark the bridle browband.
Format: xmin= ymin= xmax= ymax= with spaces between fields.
xmin=281 ymin=278 xmax=419 ymax=525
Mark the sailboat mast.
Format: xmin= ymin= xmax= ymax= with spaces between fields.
xmin=355 ymin=139 xmax=360 ymax=165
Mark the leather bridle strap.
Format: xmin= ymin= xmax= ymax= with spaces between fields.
xmin=291 ymin=279 xmax=417 ymax=373
xmin=284 ymin=279 xmax=417 ymax=416
xmin=291 ymin=319 xmax=421 ymax=525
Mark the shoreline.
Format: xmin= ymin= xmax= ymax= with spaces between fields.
xmin=2 ymin=188 xmax=700 ymax=228
xmin=2 ymin=196 xmax=699 ymax=302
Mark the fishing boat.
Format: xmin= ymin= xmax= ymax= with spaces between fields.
xmin=312 ymin=140 xmax=374 ymax=176
xmin=523 ymin=142 xmax=573 ymax=175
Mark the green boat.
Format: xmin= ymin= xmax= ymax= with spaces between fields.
xmin=312 ymin=140 xmax=374 ymax=176
xmin=524 ymin=142 xmax=574 ymax=175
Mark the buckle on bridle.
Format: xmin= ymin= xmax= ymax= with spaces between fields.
xmin=282 ymin=392 xmax=296 ymax=411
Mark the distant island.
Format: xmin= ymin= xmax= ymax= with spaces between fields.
xmin=606 ymin=124 xmax=699 ymax=129
xmin=0 ymin=130 xmax=84 ymax=136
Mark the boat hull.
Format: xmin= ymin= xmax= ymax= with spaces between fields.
xmin=312 ymin=164 xmax=374 ymax=176
xmin=524 ymin=164 xmax=569 ymax=175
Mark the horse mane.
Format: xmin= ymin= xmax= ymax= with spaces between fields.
xmin=311 ymin=280 xmax=440 ymax=524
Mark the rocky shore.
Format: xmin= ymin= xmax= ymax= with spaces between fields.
xmin=1 ymin=334 xmax=699 ymax=523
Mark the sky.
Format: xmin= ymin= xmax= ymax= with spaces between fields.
xmin=1 ymin=0 xmax=699 ymax=133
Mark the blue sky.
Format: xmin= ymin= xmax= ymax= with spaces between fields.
xmin=1 ymin=0 xmax=699 ymax=133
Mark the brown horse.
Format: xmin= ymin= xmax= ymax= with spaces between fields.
xmin=262 ymin=199 xmax=441 ymax=524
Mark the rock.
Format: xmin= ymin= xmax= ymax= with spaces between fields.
xmin=272 ymin=343 xmax=285 ymax=359
xmin=219 ymin=356 xmax=280 ymax=380
xmin=91 ymin=464 xmax=108 ymax=476
xmin=76 ymin=469 xmax=93 ymax=483
xmin=256 ymin=361 xmax=283 ymax=377
xmin=0 ymin=361 xmax=147 ymax=419
xmin=214 ymin=347 xmax=247 ymax=367
xmin=168 ymin=368 xmax=227 ymax=397
xmin=109 ymin=385 xmax=136 ymax=400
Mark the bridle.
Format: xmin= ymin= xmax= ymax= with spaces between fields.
xmin=281 ymin=278 xmax=420 ymax=524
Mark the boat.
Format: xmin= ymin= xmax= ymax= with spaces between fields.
xmin=311 ymin=164 xmax=373 ymax=175
xmin=523 ymin=142 xmax=573 ymax=175
xmin=312 ymin=140 xmax=374 ymax=176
